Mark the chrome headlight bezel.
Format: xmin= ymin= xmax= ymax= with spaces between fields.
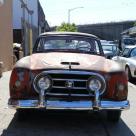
xmin=33 ymin=73 xmax=52 ymax=93
xmin=87 ymin=75 xmax=106 ymax=95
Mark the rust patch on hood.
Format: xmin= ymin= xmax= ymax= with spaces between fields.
xmin=15 ymin=52 xmax=122 ymax=72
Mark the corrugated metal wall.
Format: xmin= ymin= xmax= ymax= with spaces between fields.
xmin=78 ymin=21 xmax=135 ymax=40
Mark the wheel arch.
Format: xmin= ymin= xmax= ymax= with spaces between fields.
xmin=125 ymin=64 xmax=133 ymax=80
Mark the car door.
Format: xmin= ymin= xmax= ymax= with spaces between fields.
xmin=118 ymin=48 xmax=130 ymax=70
xmin=128 ymin=48 xmax=136 ymax=77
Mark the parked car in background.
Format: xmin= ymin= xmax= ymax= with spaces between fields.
xmin=112 ymin=45 xmax=136 ymax=81
xmin=100 ymin=40 xmax=120 ymax=59
xmin=119 ymin=36 xmax=136 ymax=51
xmin=8 ymin=32 xmax=129 ymax=122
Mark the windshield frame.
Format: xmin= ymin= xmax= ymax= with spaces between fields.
xmin=33 ymin=35 xmax=104 ymax=56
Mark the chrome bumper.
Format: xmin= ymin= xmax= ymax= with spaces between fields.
xmin=8 ymin=99 xmax=130 ymax=111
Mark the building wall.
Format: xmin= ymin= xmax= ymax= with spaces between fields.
xmin=13 ymin=0 xmax=38 ymax=29
xmin=13 ymin=0 xmax=42 ymax=56
xmin=12 ymin=0 xmax=50 ymax=56
xmin=78 ymin=21 xmax=135 ymax=40
xmin=0 ymin=0 xmax=13 ymax=71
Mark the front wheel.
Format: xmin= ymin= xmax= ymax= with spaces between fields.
xmin=107 ymin=110 xmax=121 ymax=122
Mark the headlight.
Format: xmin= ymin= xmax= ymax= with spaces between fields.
xmin=38 ymin=76 xmax=51 ymax=90
xmin=33 ymin=73 xmax=52 ymax=93
xmin=88 ymin=78 xmax=101 ymax=91
xmin=88 ymin=75 xmax=106 ymax=94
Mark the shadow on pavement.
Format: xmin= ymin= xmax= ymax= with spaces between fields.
xmin=129 ymin=79 xmax=136 ymax=85
xmin=1 ymin=110 xmax=135 ymax=136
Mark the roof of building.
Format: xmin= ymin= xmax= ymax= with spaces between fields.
xmin=121 ymin=26 xmax=136 ymax=36
xmin=40 ymin=32 xmax=98 ymax=39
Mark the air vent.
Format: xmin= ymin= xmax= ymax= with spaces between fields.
xmin=61 ymin=62 xmax=80 ymax=65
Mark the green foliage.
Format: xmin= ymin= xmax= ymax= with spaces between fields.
xmin=134 ymin=22 xmax=136 ymax=27
xmin=56 ymin=22 xmax=77 ymax=32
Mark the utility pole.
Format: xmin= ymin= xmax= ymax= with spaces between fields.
xmin=21 ymin=0 xmax=26 ymax=56
xmin=29 ymin=10 xmax=34 ymax=55
xmin=20 ymin=0 xmax=34 ymax=55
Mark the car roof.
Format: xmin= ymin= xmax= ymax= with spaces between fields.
xmin=40 ymin=32 xmax=98 ymax=39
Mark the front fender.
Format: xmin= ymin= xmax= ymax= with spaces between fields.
xmin=125 ymin=63 xmax=136 ymax=77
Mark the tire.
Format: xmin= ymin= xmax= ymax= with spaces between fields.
xmin=125 ymin=66 xmax=132 ymax=81
xmin=107 ymin=110 xmax=121 ymax=122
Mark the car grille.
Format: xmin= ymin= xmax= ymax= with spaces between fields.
xmin=49 ymin=73 xmax=90 ymax=96
xmin=33 ymin=70 xmax=106 ymax=98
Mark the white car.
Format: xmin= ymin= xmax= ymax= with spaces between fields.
xmin=101 ymin=42 xmax=119 ymax=59
xmin=112 ymin=45 xmax=136 ymax=80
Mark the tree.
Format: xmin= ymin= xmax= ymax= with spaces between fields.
xmin=56 ymin=22 xmax=77 ymax=32
xmin=134 ymin=22 xmax=136 ymax=27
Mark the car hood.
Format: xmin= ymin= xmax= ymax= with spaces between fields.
xmin=15 ymin=52 xmax=122 ymax=73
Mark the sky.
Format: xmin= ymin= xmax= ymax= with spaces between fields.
xmin=39 ymin=0 xmax=136 ymax=27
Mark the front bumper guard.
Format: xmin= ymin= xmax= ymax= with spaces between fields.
xmin=8 ymin=99 xmax=130 ymax=111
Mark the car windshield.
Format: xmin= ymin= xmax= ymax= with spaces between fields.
xmin=123 ymin=38 xmax=136 ymax=45
xmin=35 ymin=36 xmax=101 ymax=55
xmin=102 ymin=44 xmax=117 ymax=52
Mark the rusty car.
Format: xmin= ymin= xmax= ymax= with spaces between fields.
xmin=8 ymin=32 xmax=130 ymax=122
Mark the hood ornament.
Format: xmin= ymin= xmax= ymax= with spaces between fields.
xmin=66 ymin=80 xmax=74 ymax=88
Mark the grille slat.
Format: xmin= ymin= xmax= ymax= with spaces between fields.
xmin=52 ymin=86 xmax=87 ymax=90
xmin=53 ymin=78 xmax=87 ymax=82
xmin=46 ymin=92 xmax=93 ymax=97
